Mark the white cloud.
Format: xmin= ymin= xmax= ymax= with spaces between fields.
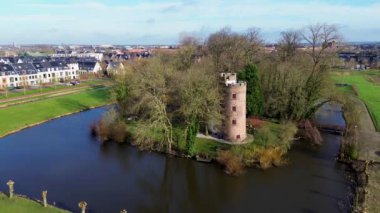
xmin=3 ymin=0 xmax=380 ymax=44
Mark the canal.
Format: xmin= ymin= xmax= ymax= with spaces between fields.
xmin=0 ymin=106 xmax=353 ymax=213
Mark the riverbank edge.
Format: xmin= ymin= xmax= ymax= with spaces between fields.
xmin=0 ymin=103 xmax=113 ymax=139
xmin=336 ymin=158 xmax=369 ymax=212
xmin=100 ymin=120 xmax=297 ymax=175
xmin=0 ymin=192 xmax=70 ymax=213
xmin=337 ymin=96 xmax=380 ymax=212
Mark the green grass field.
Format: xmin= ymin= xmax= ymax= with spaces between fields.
xmin=0 ymin=193 xmax=69 ymax=213
xmin=331 ymin=70 xmax=380 ymax=130
xmin=0 ymin=88 xmax=111 ymax=137
xmin=0 ymin=86 xmax=66 ymax=99
xmin=0 ymin=78 xmax=111 ymax=100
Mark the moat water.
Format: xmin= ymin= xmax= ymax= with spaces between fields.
xmin=0 ymin=105 xmax=353 ymax=213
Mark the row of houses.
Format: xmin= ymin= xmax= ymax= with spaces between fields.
xmin=0 ymin=59 xmax=102 ymax=89
xmin=338 ymin=51 xmax=380 ymax=69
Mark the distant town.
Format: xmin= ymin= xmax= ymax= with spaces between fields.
xmin=0 ymin=42 xmax=379 ymax=90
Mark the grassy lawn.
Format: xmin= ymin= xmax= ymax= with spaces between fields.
xmin=0 ymin=88 xmax=111 ymax=137
xmin=0 ymin=86 xmax=65 ymax=99
xmin=0 ymin=192 xmax=69 ymax=213
xmin=336 ymin=85 xmax=355 ymax=95
xmin=0 ymin=78 xmax=111 ymax=100
xmin=331 ymin=70 xmax=380 ymax=130
xmin=0 ymin=85 xmax=107 ymax=106
xmin=192 ymin=137 xmax=228 ymax=157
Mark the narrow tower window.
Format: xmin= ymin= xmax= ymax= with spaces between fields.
xmin=232 ymin=106 xmax=237 ymax=112
xmin=232 ymin=93 xmax=237 ymax=99
xmin=232 ymin=119 xmax=237 ymax=125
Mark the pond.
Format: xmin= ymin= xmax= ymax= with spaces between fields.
xmin=0 ymin=106 xmax=353 ymax=213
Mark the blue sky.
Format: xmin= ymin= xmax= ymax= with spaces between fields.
xmin=1 ymin=0 xmax=379 ymax=44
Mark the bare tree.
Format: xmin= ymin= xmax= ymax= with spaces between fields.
xmin=258 ymin=24 xmax=341 ymax=121
xmin=206 ymin=27 xmax=250 ymax=73
xmin=301 ymin=23 xmax=342 ymax=72
xmin=245 ymin=27 xmax=263 ymax=44
xmin=37 ymin=74 xmax=44 ymax=93
xmin=175 ymin=35 xmax=199 ymax=70
xmin=176 ymin=58 xmax=223 ymax=134
xmin=278 ymin=30 xmax=301 ymax=60
xmin=20 ymin=75 xmax=28 ymax=95
xmin=244 ymin=27 xmax=264 ymax=64
xmin=206 ymin=27 xmax=265 ymax=73
xmin=112 ymin=71 xmax=130 ymax=118
xmin=179 ymin=33 xmax=201 ymax=46
xmin=3 ymin=84 xmax=9 ymax=98
xmin=128 ymin=58 xmax=175 ymax=153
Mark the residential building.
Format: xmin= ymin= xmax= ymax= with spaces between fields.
xmin=106 ymin=61 xmax=124 ymax=75
xmin=0 ymin=61 xmax=79 ymax=88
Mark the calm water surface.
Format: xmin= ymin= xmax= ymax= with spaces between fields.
xmin=0 ymin=106 xmax=353 ymax=213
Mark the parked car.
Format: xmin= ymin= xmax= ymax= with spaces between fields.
xmin=70 ymin=80 xmax=80 ymax=85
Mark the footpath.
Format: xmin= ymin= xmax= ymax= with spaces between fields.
xmin=355 ymin=98 xmax=380 ymax=213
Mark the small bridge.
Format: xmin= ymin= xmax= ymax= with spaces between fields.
xmin=312 ymin=101 xmax=346 ymax=135
xmin=314 ymin=123 xmax=345 ymax=135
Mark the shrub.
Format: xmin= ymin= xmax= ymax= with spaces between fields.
xmin=340 ymin=137 xmax=359 ymax=160
xmin=130 ymin=123 xmax=165 ymax=152
xmin=131 ymin=135 xmax=156 ymax=151
xmin=301 ymin=120 xmax=322 ymax=145
xmin=259 ymin=147 xmax=286 ymax=169
xmin=217 ymin=150 xmax=244 ymax=176
xmin=88 ymin=107 xmax=129 ymax=143
xmin=231 ymin=144 xmax=261 ymax=166
xmin=111 ymin=121 xmax=127 ymax=143
xmin=97 ymin=119 xmax=111 ymax=142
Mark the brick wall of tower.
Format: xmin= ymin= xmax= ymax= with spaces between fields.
xmin=224 ymin=82 xmax=247 ymax=142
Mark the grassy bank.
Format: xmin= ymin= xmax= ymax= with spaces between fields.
xmin=0 ymin=88 xmax=111 ymax=137
xmin=331 ymin=70 xmax=380 ymax=131
xmin=121 ymin=119 xmax=297 ymax=174
xmin=0 ymin=192 xmax=69 ymax=213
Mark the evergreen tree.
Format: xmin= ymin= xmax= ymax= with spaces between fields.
xmin=238 ymin=64 xmax=264 ymax=116
xmin=186 ymin=114 xmax=200 ymax=156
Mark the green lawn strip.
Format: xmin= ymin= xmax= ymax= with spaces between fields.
xmin=331 ymin=72 xmax=380 ymax=130
xmin=0 ymin=86 xmax=65 ymax=99
xmin=337 ymin=85 xmax=355 ymax=95
xmin=232 ymin=122 xmax=294 ymax=154
xmin=0 ymin=86 xmax=107 ymax=106
xmin=0 ymin=89 xmax=111 ymax=137
xmin=0 ymin=192 xmax=69 ymax=213
xmin=0 ymin=79 xmax=111 ymax=100
xmin=192 ymin=137 xmax=228 ymax=157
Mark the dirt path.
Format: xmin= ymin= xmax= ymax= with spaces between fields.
xmin=355 ymin=98 xmax=380 ymax=162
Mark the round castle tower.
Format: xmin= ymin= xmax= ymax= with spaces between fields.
xmin=221 ymin=73 xmax=247 ymax=142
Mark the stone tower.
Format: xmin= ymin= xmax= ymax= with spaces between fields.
xmin=221 ymin=73 xmax=247 ymax=142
